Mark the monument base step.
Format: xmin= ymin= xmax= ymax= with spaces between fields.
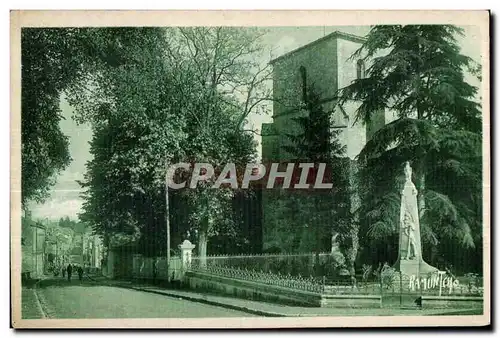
xmin=393 ymin=258 xmax=439 ymax=277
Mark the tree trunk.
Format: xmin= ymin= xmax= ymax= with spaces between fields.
xmin=348 ymin=160 xmax=359 ymax=287
xmin=349 ymin=225 xmax=359 ymax=287
xmin=198 ymin=226 xmax=208 ymax=268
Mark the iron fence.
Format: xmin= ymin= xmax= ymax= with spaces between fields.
xmin=189 ymin=251 xmax=347 ymax=280
xmin=189 ymin=259 xmax=325 ymax=293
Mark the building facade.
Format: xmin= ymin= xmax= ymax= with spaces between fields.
xmin=261 ymin=31 xmax=390 ymax=252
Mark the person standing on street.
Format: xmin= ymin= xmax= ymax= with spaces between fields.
xmin=77 ymin=265 xmax=84 ymax=281
xmin=67 ymin=263 xmax=73 ymax=281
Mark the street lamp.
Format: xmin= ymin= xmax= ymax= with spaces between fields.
xmin=165 ymin=155 xmax=171 ymax=282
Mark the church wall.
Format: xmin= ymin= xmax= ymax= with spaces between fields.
xmin=262 ymin=34 xmax=374 ymax=253
xmin=336 ymin=38 xmax=367 ymax=159
xmin=272 ymin=36 xmax=338 ymax=121
xmin=263 ymin=37 xmax=340 ymax=251
xmin=271 ymin=37 xmax=338 ymax=161
xmin=261 ymin=131 xmax=279 ymax=162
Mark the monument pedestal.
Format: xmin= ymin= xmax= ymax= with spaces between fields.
xmin=394 ymin=258 xmax=438 ymax=277
xmin=394 ymin=258 xmax=420 ymax=277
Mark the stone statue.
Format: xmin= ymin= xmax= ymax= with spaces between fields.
xmin=394 ymin=161 xmax=438 ymax=276
xmin=403 ymin=214 xmax=417 ymax=260
xmin=331 ymin=232 xmax=339 ymax=254
xmin=404 ymin=161 xmax=412 ymax=180
xmin=400 ymin=161 xmax=420 ymax=260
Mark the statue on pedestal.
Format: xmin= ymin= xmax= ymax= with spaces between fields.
xmin=394 ymin=162 xmax=438 ymax=277
xmin=403 ymin=219 xmax=417 ymax=260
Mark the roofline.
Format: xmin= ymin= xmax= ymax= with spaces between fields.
xmin=31 ymin=222 xmax=46 ymax=229
xmin=269 ymin=31 xmax=366 ymax=65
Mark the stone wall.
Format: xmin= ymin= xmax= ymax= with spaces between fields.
xmin=185 ymin=271 xmax=321 ymax=307
xmin=184 ymin=271 xmax=382 ymax=308
xmin=421 ymin=296 xmax=484 ymax=309
xmin=321 ymin=294 xmax=381 ymax=308
xmin=336 ymin=36 xmax=368 ymax=159
xmin=132 ymin=254 xmax=183 ymax=281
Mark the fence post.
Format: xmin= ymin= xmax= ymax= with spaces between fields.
xmin=179 ymin=239 xmax=196 ymax=279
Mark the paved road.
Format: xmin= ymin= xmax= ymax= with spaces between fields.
xmin=34 ymin=278 xmax=256 ymax=319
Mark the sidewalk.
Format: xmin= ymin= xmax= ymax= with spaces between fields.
xmin=94 ymin=278 xmax=482 ymax=317
xmin=21 ymin=283 xmax=45 ymax=319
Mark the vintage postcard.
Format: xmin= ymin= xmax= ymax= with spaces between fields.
xmin=10 ymin=10 xmax=490 ymax=329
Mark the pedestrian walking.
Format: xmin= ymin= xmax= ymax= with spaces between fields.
xmin=67 ymin=263 xmax=73 ymax=281
xmin=62 ymin=266 xmax=66 ymax=278
xmin=77 ymin=265 xmax=84 ymax=281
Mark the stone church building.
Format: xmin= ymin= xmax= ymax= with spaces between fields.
xmin=261 ymin=31 xmax=393 ymax=252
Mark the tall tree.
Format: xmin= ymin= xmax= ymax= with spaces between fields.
xmin=21 ymin=29 xmax=84 ymax=206
xmin=337 ymin=25 xmax=482 ymax=272
xmin=162 ymin=27 xmax=266 ymax=259
xmin=282 ymin=85 xmax=352 ymax=273
xmin=73 ymin=27 xmax=262 ymax=260
xmin=70 ymin=28 xmax=188 ymax=255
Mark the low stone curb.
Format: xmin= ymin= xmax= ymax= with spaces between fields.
xmin=127 ymin=286 xmax=287 ymax=317
xmin=32 ymin=279 xmax=48 ymax=318
xmin=93 ymin=279 xmax=287 ymax=317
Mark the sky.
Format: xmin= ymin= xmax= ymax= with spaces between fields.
xmin=28 ymin=25 xmax=482 ymax=221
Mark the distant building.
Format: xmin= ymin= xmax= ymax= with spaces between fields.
xmin=261 ymin=31 xmax=391 ymax=251
xmin=67 ymin=226 xmax=103 ymax=268
xmin=21 ymin=220 xmax=46 ymax=278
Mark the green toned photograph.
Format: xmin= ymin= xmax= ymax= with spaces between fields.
xmin=11 ymin=10 xmax=490 ymax=329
